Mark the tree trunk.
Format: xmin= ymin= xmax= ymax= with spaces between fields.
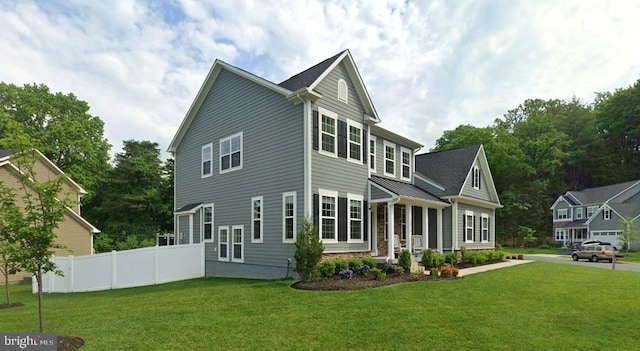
xmin=36 ymin=273 xmax=44 ymax=332
xmin=3 ymin=270 xmax=9 ymax=305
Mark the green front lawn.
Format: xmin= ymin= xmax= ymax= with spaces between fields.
xmin=502 ymin=247 xmax=566 ymax=255
xmin=2 ymin=262 xmax=639 ymax=350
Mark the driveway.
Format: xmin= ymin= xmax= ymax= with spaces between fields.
xmin=524 ymin=254 xmax=640 ymax=273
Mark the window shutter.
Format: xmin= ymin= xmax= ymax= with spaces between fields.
xmin=338 ymin=197 xmax=347 ymax=241
xmin=362 ymin=132 xmax=368 ymax=165
xmin=363 ymin=201 xmax=369 ymax=241
xmin=462 ymin=215 xmax=466 ymax=240
xmin=313 ymin=194 xmax=319 ymax=228
xmin=337 ymin=120 xmax=347 ymax=158
xmin=312 ymin=110 xmax=319 ymax=151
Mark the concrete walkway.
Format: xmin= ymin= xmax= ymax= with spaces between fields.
xmin=457 ymin=259 xmax=533 ymax=277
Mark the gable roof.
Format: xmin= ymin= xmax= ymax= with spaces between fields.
xmin=414 ymin=144 xmax=481 ymax=197
xmin=278 ymin=51 xmax=345 ymax=91
xmin=0 ymin=149 xmax=13 ymax=159
xmin=566 ymin=180 xmax=640 ymax=205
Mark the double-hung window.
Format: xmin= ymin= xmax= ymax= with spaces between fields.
xmin=203 ymin=204 xmax=213 ymax=241
xmin=557 ymin=209 xmax=568 ymax=220
xmin=202 ymin=144 xmax=212 ymax=177
xmin=384 ymin=141 xmax=396 ymax=177
xmin=348 ymin=194 xmax=363 ymax=242
xmin=369 ymin=136 xmax=376 ymax=172
xmin=347 ymin=120 xmax=362 ymax=162
xmin=251 ymin=196 xmax=263 ymax=243
xmin=232 ymin=225 xmax=243 ymax=262
xmin=401 ymin=147 xmax=411 ymax=180
xmin=575 ymin=208 xmax=583 ymax=219
xmin=319 ymin=189 xmax=338 ymax=242
xmin=555 ymin=228 xmax=565 ymax=241
xmin=319 ymin=108 xmax=337 ymax=156
xmin=465 ymin=211 xmax=474 ymax=242
xmin=481 ymin=214 xmax=489 ymax=242
xmin=587 ymin=206 xmax=598 ymax=218
xmin=218 ymin=227 xmax=229 ymax=261
xmin=283 ymin=192 xmax=296 ymax=242
xmin=220 ymin=132 xmax=242 ymax=173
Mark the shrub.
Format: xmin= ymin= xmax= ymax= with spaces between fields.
xmin=495 ymin=243 xmax=503 ymax=250
xmin=430 ymin=267 xmax=439 ymax=278
xmin=348 ymin=258 xmax=364 ymax=269
xmin=371 ymin=268 xmax=386 ymax=282
xmin=362 ymin=257 xmax=377 ymax=268
xmin=354 ymin=264 xmax=371 ymax=276
xmin=476 ymin=252 xmax=488 ymax=264
xmin=494 ymin=250 xmax=506 ymax=261
xmin=398 ymin=249 xmax=412 ymax=272
xmin=433 ymin=254 xmax=446 ymax=268
xmin=468 ymin=252 xmax=479 ymax=264
xmin=294 ymin=218 xmax=324 ymax=282
xmin=333 ymin=259 xmax=349 ymax=273
xmin=445 ymin=252 xmax=457 ymax=265
xmin=439 ymin=265 xmax=459 ymax=278
xmin=338 ymin=269 xmax=353 ymax=279
xmin=318 ymin=260 xmax=336 ymax=278
xmin=460 ymin=246 xmax=469 ymax=263
xmin=517 ymin=253 xmax=524 ymax=260
xmin=486 ymin=251 xmax=495 ymax=261
xmin=385 ymin=264 xmax=398 ymax=273
xmin=421 ymin=249 xmax=435 ymax=267
xmin=538 ymin=244 xmax=550 ymax=249
xmin=395 ymin=266 xmax=405 ymax=274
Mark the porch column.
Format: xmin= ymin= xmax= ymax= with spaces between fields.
xmin=387 ymin=201 xmax=395 ymax=261
xmin=437 ymin=208 xmax=443 ymax=252
xmin=423 ymin=206 xmax=428 ymax=249
xmin=406 ymin=205 xmax=413 ymax=253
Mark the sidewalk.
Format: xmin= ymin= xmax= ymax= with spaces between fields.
xmin=457 ymin=259 xmax=533 ymax=277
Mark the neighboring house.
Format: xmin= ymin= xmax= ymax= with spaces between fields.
xmin=551 ymin=180 xmax=640 ymax=249
xmin=0 ymin=149 xmax=99 ymax=284
xmin=168 ymin=49 xmax=502 ymax=279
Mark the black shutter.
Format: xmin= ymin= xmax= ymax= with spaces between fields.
xmin=463 ymin=215 xmax=466 ymax=241
xmin=337 ymin=120 xmax=347 ymax=158
xmin=313 ymin=110 xmax=319 ymax=151
xmin=313 ymin=194 xmax=319 ymax=228
xmin=338 ymin=197 xmax=347 ymax=241
xmin=362 ymin=132 xmax=368 ymax=165
xmin=363 ymin=201 xmax=369 ymax=241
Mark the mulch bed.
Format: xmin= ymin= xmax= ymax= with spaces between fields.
xmin=58 ymin=336 xmax=85 ymax=351
xmin=292 ymin=271 xmax=458 ymax=291
xmin=0 ymin=302 xmax=24 ymax=309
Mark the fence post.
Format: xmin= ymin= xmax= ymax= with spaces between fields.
xmin=111 ymin=250 xmax=117 ymax=289
xmin=201 ymin=242 xmax=206 ymax=277
xmin=155 ymin=245 xmax=159 ymax=284
xmin=68 ymin=255 xmax=74 ymax=293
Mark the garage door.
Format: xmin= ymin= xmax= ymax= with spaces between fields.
xmin=590 ymin=232 xmax=622 ymax=249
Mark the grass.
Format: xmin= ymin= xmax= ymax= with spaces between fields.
xmin=502 ymin=246 xmax=640 ymax=263
xmin=1 ymin=262 xmax=640 ymax=350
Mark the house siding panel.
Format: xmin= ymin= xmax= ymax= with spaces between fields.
xmin=456 ymin=202 xmax=494 ymax=250
xmin=460 ymin=159 xmax=493 ymax=202
xmin=174 ymin=68 xmax=304 ymax=276
xmin=311 ymin=62 xmax=370 ymax=253
xmin=442 ymin=208 xmax=452 ymax=249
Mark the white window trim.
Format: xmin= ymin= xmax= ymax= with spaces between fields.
xmin=319 ymin=189 xmax=338 ymax=243
xmin=347 ymin=120 xmax=363 ymax=164
xmin=369 ymin=135 xmax=376 ymax=173
xmin=383 ymin=140 xmax=396 ymax=178
xmin=603 ymin=208 xmax=611 ymax=221
xmin=318 ymin=107 xmax=338 ymax=158
xmin=555 ymin=228 xmax=565 ymax=241
xmin=251 ymin=196 xmax=263 ymax=243
xmin=231 ymin=225 xmax=244 ymax=263
xmin=472 ymin=166 xmax=481 ymax=189
xmin=282 ymin=191 xmax=297 ymax=243
xmin=218 ymin=226 xmax=229 ymax=262
xmin=481 ymin=213 xmax=489 ymax=242
xmin=202 ymin=204 xmax=214 ymax=242
xmin=587 ymin=206 xmax=598 ymax=218
xmin=337 ymin=79 xmax=348 ymax=103
xmin=557 ymin=208 xmax=568 ymax=220
xmin=400 ymin=146 xmax=412 ymax=181
xmin=465 ymin=211 xmax=474 ymax=243
xmin=347 ymin=193 xmax=364 ymax=243
xmin=219 ymin=132 xmax=243 ymax=174
xmin=575 ymin=207 xmax=583 ymax=219
xmin=201 ymin=143 xmax=213 ymax=178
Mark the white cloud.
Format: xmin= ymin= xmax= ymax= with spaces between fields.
xmin=1 ymin=0 xmax=639 ymax=158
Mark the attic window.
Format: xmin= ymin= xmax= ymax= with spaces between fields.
xmin=338 ymin=79 xmax=348 ymax=103
xmin=472 ymin=166 xmax=481 ymax=189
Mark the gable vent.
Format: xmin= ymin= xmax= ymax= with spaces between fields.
xmin=338 ymin=79 xmax=348 ymax=103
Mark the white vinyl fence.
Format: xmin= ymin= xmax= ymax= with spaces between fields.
xmin=34 ymin=243 xmax=205 ymax=293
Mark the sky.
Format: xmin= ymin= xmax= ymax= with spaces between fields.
xmin=2 ymin=0 xmax=640 ymax=159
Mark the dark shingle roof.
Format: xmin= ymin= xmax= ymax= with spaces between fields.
xmin=370 ymin=176 xmax=446 ymax=204
xmin=176 ymin=203 xmax=203 ymax=213
xmin=278 ymin=50 xmax=346 ymax=91
xmin=567 ymin=180 xmax=639 ymax=204
xmin=414 ymin=145 xmax=481 ymax=197
xmin=0 ymin=149 xmax=13 ymax=158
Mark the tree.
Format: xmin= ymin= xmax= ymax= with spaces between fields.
xmin=294 ymin=218 xmax=324 ymax=282
xmin=0 ymin=183 xmax=23 ymax=305
xmin=519 ymin=226 xmax=537 ymax=248
xmin=0 ymin=114 xmax=70 ymax=332
xmin=83 ymin=140 xmax=170 ymax=250
xmin=0 ymin=82 xmax=111 ymax=198
xmin=618 ymin=217 xmax=638 ymax=253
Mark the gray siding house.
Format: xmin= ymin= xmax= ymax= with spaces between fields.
xmin=168 ymin=50 xmax=502 ymax=279
xmin=551 ymin=180 xmax=640 ymax=249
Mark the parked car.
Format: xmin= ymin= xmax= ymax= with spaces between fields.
xmin=570 ymin=240 xmax=602 ymax=251
xmin=571 ymin=243 xmax=622 ymax=262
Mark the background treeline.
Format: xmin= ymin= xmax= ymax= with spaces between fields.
xmin=434 ymin=78 xmax=640 ymax=245
xmin=1 ymin=77 xmax=639 ymax=250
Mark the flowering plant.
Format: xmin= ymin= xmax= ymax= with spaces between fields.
xmin=338 ymin=269 xmax=353 ymax=279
